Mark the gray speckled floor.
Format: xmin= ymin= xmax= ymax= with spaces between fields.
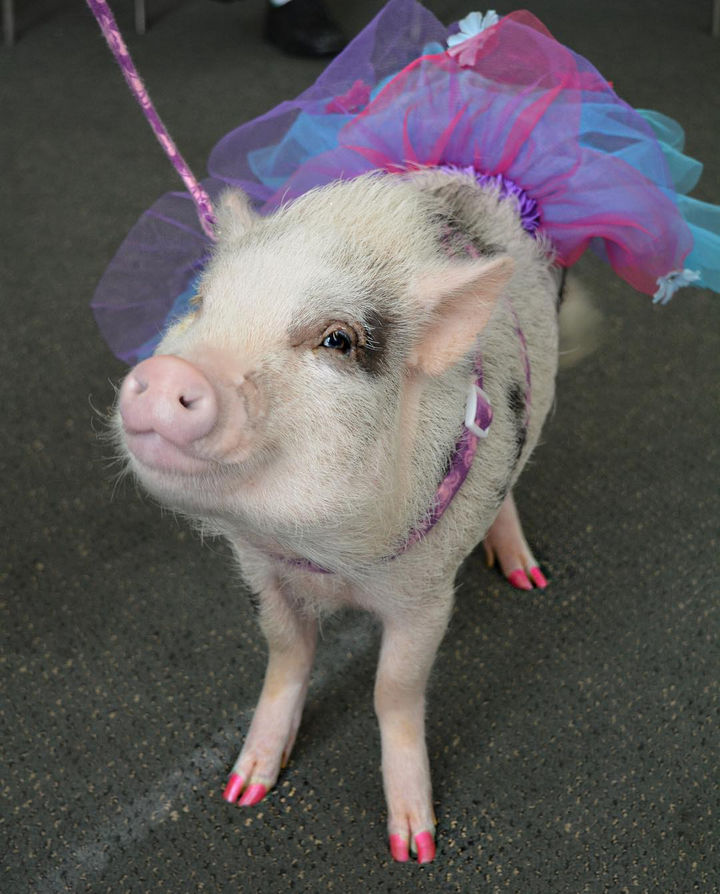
xmin=2 ymin=1 xmax=718 ymax=891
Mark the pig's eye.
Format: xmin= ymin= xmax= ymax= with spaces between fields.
xmin=321 ymin=327 xmax=355 ymax=355
xmin=188 ymin=293 xmax=204 ymax=310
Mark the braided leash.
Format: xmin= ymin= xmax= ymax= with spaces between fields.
xmin=85 ymin=0 xmax=217 ymax=240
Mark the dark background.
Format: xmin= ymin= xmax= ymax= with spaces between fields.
xmin=2 ymin=1 xmax=718 ymax=891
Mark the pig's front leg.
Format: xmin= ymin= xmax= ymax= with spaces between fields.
xmin=483 ymin=490 xmax=547 ymax=590
xmin=223 ymin=581 xmax=317 ymax=806
xmin=375 ymin=595 xmax=453 ymax=864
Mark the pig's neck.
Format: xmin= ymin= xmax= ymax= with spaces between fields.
xmin=274 ymin=364 xmax=473 ymax=573
xmin=398 ymin=362 xmax=476 ymax=539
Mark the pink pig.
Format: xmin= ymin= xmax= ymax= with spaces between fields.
xmin=116 ymin=170 xmax=559 ymax=863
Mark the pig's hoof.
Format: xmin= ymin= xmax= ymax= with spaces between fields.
xmin=506 ymin=565 xmax=547 ymax=590
xmin=222 ymin=773 xmax=269 ymax=807
xmin=386 ymin=797 xmax=437 ymax=864
xmin=484 ymin=535 xmax=548 ymax=590
xmin=222 ymin=772 xmax=245 ymax=803
xmin=383 ymin=738 xmax=437 ymax=863
xmin=483 ymin=492 xmax=548 ymax=590
xmin=223 ymin=703 xmax=303 ymax=808
xmin=388 ymin=828 xmax=436 ymax=864
xmin=389 ymin=833 xmax=410 ymax=862
xmin=413 ymin=830 xmax=437 ymax=864
xmin=238 ymin=782 xmax=268 ymax=806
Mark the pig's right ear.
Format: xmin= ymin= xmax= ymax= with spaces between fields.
xmin=214 ymin=190 xmax=257 ymax=240
xmin=408 ymin=256 xmax=514 ymax=376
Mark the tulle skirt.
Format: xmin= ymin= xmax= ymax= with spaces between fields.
xmin=91 ymin=0 xmax=720 ymax=365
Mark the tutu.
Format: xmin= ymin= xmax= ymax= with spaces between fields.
xmin=91 ymin=0 xmax=720 ymax=365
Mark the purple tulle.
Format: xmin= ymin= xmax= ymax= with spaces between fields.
xmin=439 ymin=165 xmax=542 ymax=235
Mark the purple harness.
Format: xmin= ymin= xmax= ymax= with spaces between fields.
xmin=86 ymin=0 xmax=534 ymax=573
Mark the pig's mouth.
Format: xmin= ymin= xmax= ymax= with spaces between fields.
xmin=122 ymin=430 xmax=218 ymax=477
xmin=120 ymin=422 xmax=261 ymax=484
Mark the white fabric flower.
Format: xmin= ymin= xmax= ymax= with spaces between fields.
xmin=446 ymin=10 xmax=500 ymax=48
xmin=653 ymin=268 xmax=701 ymax=304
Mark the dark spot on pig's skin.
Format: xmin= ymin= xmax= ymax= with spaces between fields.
xmin=492 ymin=386 xmax=526 ymax=507
xmin=495 ymin=480 xmax=510 ymax=508
xmin=434 ymin=211 xmax=500 ymax=260
xmin=358 ymin=309 xmax=394 ymax=376
xmin=506 ymin=382 xmax=527 ymax=468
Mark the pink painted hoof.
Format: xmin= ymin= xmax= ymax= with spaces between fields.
xmin=389 ymin=834 xmax=409 ymax=862
xmin=507 ymin=568 xmax=532 ymax=591
xmin=238 ymin=782 xmax=267 ymax=807
xmin=414 ymin=830 xmax=436 ymax=864
xmin=223 ymin=772 xmax=244 ymax=804
xmin=529 ymin=566 xmax=548 ymax=589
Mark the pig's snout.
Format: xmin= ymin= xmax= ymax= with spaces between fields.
xmin=120 ymin=356 xmax=219 ymax=447
xmin=119 ymin=355 xmax=265 ymax=474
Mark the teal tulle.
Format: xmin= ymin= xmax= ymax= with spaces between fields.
xmin=637 ymin=110 xmax=720 ymax=295
xmin=637 ymin=110 xmax=703 ymax=193
xmin=676 ymin=194 xmax=720 ymax=293
xmin=569 ymin=104 xmax=719 ymax=300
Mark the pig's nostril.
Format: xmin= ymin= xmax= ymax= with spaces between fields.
xmin=178 ymin=393 xmax=206 ymax=410
xmin=126 ymin=373 xmax=148 ymax=396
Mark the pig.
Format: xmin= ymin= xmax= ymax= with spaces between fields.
xmin=115 ymin=168 xmax=559 ymax=864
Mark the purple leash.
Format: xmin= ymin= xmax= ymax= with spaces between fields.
xmin=85 ymin=0 xmax=217 ymax=241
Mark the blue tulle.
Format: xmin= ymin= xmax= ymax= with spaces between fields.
xmin=91 ymin=2 xmax=720 ymax=369
xmin=248 ymin=110 xmax=354 ymax=191
xmin=134 ymin=276 xmax=200 ymax=362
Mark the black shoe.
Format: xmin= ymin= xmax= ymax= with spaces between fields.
xmin=264 ymin=0 xmax=347 ymax=57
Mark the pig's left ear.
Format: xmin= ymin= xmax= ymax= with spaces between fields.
xmin=409 ymin=256 xmax=514 ymax=376
xmin=214 ymin=189 xmax=258 ymax=241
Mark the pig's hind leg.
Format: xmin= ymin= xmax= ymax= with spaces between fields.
xmin=223 ymin=581 xmax=317 ymax=806
xmin=375 ymin=595 xmax=453 ymax=864
xmin=483 ymin=491 xmax=547 ymax=590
